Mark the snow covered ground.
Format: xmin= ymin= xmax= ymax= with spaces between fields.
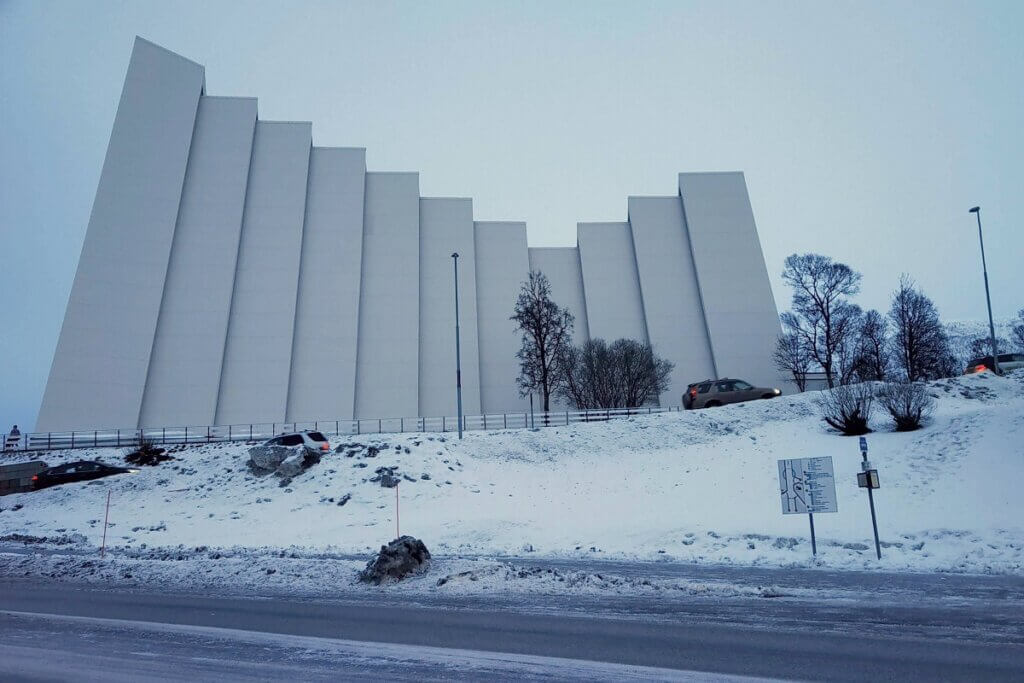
xmin=2 ymin=371 xmax=1022 ymax=583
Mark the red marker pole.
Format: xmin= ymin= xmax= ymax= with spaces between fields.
xmin=395 ymin=482 xmax=400 ymax=539
xmin=100 ymin=490 xmax=111 ymax=558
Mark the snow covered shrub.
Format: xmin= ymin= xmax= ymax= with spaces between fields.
xmin=815 ymin=383 xmax=875 ymax=435
xmin=879 ymin=381 xmax=934 ymax=432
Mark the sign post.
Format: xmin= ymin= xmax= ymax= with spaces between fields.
xmin=778 ymin=456 xmax=838 ymax=557
xmin=100 ymin=490 xmax=111 ymax=558
xmin=858 ymin=437 xmax=882 ymax=559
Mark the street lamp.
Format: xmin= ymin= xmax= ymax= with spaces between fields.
xmin=968 ymin=207 xmax=1000 ymax=375
xmin=451 ymin=252 xmax=464 ymax=439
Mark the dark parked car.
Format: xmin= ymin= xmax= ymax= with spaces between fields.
xmin=32 ymin=461 xmax=136 ymax=489
xmin=684 ymin=378 xmax=781 ymax=409
xmin=964 ymin=353 xmax=1024 ymax=375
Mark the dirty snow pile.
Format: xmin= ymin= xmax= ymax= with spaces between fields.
xmin=2 ymin=371 xmax=1022 ymax=576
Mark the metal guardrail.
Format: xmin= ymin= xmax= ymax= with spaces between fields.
xmin=1 ymin=406 xmax=681 ymax=453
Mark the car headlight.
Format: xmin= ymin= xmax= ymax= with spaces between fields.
xmin=773 ymin=388 xmax=781 ymax=395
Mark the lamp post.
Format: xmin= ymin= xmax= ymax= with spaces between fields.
xmin=452 ymin=252 xmax=464 ymax=439
xmin=968 ymin=207 xmax=1000 ymax=375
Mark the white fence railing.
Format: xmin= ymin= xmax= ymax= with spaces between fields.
xmin=2 ymin=406 xmax=682 ymax=453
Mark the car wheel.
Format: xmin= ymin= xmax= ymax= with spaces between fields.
xmin=704 ymin=400 xmax=721 ymax=408
xmin=761 ymin=393 xmax=776 ymax=399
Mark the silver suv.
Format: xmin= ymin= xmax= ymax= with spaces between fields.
xmin=684 ymin=378 xmax=781 ymax=409
xmin=261 ymin=430 xmax=331 ymax=454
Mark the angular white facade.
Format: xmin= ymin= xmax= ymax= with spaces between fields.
xmin=36 ymin=38 xmax=784 ymax=431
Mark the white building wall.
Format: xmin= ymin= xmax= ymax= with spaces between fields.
xmin=418 ymin=198 xmax=482 ymax=418
xmin=627 ymin=197 xmax=716 ymax=406
xmin=474 ymin=222 xmax=531 ymax=414
xmin=576 ymin=222 xmax=648 ymax=344
xmin=353 ymin=173 xmax=420 ymax=418
xmin=679 ymin=172 xmax=784 ymax=390
xmin=138 ymin=96 xmax=257 ymax=428
xmin=285 ymin=147 xmax=366 ymax=421
xmin=36 ymin=38 xmax=204 ymax=432
xmin=215 ymin=121 xmax=312 ymax=425
xmin=38 ymin=40 xmax=788 ymax=431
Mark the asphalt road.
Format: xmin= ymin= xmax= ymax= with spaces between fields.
xmin=1 ymin=576 xmax=1022 ymax=682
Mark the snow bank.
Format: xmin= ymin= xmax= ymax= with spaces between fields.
xmin=2 ymin=372 xmax=1022 ymax=575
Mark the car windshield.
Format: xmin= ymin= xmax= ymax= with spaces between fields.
xmin=307 ymin=432 xmax=327 ymax=442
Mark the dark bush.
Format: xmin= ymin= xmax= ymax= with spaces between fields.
xmin=124 ymin=437 xmax=173 ymax=466
xmin=879 ymin=381 xmax=934 ymax=432
xmin=815 ymin=383 xmax=875 ymax=435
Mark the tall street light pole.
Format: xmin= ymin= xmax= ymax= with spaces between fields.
xmin=968 ymin=207 xmax=1001 ymax=375
xmin=452 ymin=252 xmax=464 ymax=439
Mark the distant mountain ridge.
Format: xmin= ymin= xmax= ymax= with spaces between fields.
xmin=945 ymin=318 xmax=1020 ymax=362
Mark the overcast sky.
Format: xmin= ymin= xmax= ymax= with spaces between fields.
xmin=1 ymin=0 xmax=1022 ymax=431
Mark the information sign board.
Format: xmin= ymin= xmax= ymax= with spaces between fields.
xmin=778 ymin=456 xmax=838 ymax=514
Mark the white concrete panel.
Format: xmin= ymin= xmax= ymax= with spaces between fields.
xmin=679 ymin=172 xmax=784 ymax=390
xmin=418 ymin=199 xmax=482 ymax=417
xmin=628 ymin=197 xmax=717 ymax=405
xmin=36 ymin=38 xmax=204 ymax=432
xmin=215 ymin=122 xmax=312 ymax=425
xmin=474 ymin=222 xmax=531 ymax=414
xmin=138 ymin=96 xmax=257 ymax=428
xmin=285 ymin=148 xmax=367 ymax=421
xmin=353 ymin=173 xmax=420 ymax=418
xmin=527 ymin=247 xmax=590 ymax=346
xmin=576 ymin=222 xmax=648 ymax=344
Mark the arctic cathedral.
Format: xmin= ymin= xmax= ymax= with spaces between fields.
xmin=37 ymin=37 xmax=784 ymax=432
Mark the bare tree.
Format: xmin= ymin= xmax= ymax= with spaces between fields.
xmin=780 ymin=253 xmax=862 ymax=388
xmin=773 ymin=332 xmax=811 ymax=392
xmin=968 ymin=335 xmax=1008 ymax=358
xmin=557 ymin=338 xmax=619 ymax=409
xmin=888 ymin=275 xmax=954 ymax=381
xmin=557 ymin=338 xmax=672 ymax=409
xmin=614 ymin=339 xmax=674 ymax=408
xmin=853 ymin=309 xmax=890 ymax=382
xmin=834 ymin=304 xmax=864 ymax=385
xmin=511 ymin=270 xmax=574 ymax=412
xmin=1013 ymin=309 xmax=1024 ymax=352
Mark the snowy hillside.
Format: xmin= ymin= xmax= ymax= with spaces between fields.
xmin=2 ymin=372 xmax=1022 ymax=576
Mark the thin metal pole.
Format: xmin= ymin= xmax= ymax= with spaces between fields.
xmin=101 ymin=490 xmax=111 ymax=558
xmin=452 ymin=253 xmax=464 ymax=439
xmin=971 ymin=208 xmax=1001 ymax=374
xmin=867 ymin=486 xmax=881 ymax=559
xmin=862 ymin=450 xmax=882 ymax=559
xmin=808 ymin=512 xmax=817 ymax=556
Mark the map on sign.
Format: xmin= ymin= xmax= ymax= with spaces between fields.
xmin=778 ymin=456 xmax=838 ymax=514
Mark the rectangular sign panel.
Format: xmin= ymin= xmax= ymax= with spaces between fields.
xmin=778 ymin=456 xmax=838 ymax=514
